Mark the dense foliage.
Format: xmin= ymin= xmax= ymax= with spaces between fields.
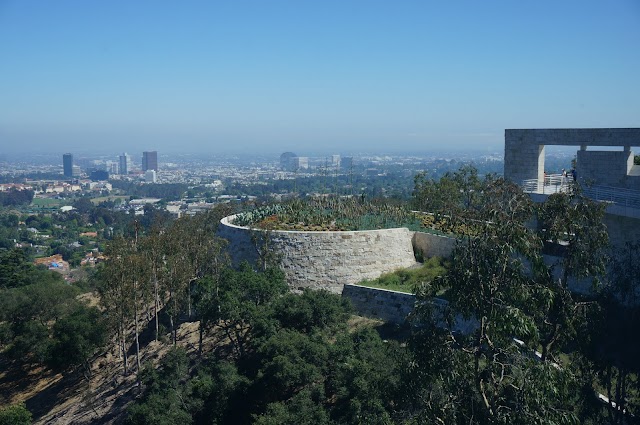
xmin=124 ymin=288 xmax=407 ymax=425
xmin=233 ymin=197 xmax=420 ymax=231
xmin=0 ymin=189 xmax=34 ymax=207
xmin=0 ymin=402 xmax=31 ymax=425
xmin=0 ymin=249 xmax=106 ymax=376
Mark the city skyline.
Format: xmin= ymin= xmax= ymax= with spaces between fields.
xmin=1 ymin=1 xmax=639 ymax=154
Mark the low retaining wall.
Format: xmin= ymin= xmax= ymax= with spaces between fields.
xmin=342 ymin=284 xmax=477 ymax=333
xmin=412 ymin=232 xmax=456 ymax=259
xmin=342 ymin=284 xmax=416 ymax=324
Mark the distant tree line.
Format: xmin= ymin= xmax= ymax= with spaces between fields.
xmin=0 ymin=188 xmax=34 ymax=207
xmin=110 ymin=181 xmax=188 ymax=201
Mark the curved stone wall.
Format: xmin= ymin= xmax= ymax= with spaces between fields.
xmin=218 ymin=215 xmax=418 ymax=293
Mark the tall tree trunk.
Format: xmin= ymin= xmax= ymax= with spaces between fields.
xmin=134 ymin=283 xmax=141 ymax=374
xmin=188 ymin=280 xmax=192 ymax=319
xmin=620 ymin=369 xmax=627 ymax=425
xmin=198 ymin=325 xmax=204 ymax=357
xmin=154 ymin=276 xmax=159 ymax=342
xmin=120 ymin=323 xmax=128 ymax=375
xmin=606 ymin=365 xmax=614 ymax=424
xmin=172 ymin=292 xmax=178 ymax=346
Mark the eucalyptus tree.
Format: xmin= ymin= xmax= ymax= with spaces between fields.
xmin=181 ymin=212 xmax=228 ymax=318
xmin=130 ymin=221 xmax=150 ymax=374
xmin=99 ymin=236 xmax=134 ymax=375
xmin=587 ymin=242 xmax=640 ymax=423
xmin=141 ymin=223 xmax=169 ymax=342
xmin=100 ymin=230 xmax=151 ymax=375
xmin=413 ymin=175 xmax=583 ymax=423
xmin=537 ymin=186 xmax=609 ymax=289
xmin=536 ymin=186 xmax=609 ymax=362
xmin=412 ymin=165 xmax=487 ymax=233
xmin=161 ymin=222 xmax=192 ymax=346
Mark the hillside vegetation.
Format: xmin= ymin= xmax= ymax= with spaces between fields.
xmin=1 ymin=166 xmax=639 ymax=424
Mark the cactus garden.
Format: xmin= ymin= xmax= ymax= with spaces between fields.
xmin=232 ymin=197 xmax=423 ymax=231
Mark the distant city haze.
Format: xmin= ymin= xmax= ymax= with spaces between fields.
xmin=1 ymin=1 xmax=639 ymax=155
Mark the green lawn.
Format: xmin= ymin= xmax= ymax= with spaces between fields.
xmin=356 ymin=256 xmax=448 ymax=294
xmin=90 ymin=195 xmax=129 ymax=205
xmin=31 ymin=197 xmax=64 ymax=207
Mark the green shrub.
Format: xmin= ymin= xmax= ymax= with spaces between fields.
xmin=0 ymin=403 xmax=32 ymax=425
xmin=357 ymin=257 xmax=448 ymax=293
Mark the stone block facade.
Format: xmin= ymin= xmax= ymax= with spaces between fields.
xmin=412 ymin=232 xmax=456 ymax=259
xmin=342 ymin=284 xmax=478 ymax=333
xmin=576 ymin=150 xmax=634 ymax=188
xmin=504 ymin=130 xmax=546 ymax=186
xmin=342 ymin=284 xmax=415 ymax=324
xmin=505 ymin=128 xmax=640 ymax=185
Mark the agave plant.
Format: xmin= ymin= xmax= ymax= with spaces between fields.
xmin=232 ymin=196 xmax=431 ymax=231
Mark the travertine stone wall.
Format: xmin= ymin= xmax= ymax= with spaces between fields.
xmin=604 ymin=213 xmax=640 ymax=248
xmin=342 ymin=284 xmax=477 ymax=333
xmin=412 ymin=232 xmax=456 ymax=259
xmin=218 ymin=216 xmax=418 ymax=293
xmin=504 ymin=130 xmax=545 ymax=186
xmin=342 ymin=284 xmax=415 ymax=324
xmin=577 ymin=150 xmax=639 ymax=190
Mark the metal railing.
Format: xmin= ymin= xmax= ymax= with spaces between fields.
xmin=522 ymin=176 xmax=640 ymax=210
xmin=521 ymin=174 xmax=572 ymax=194
xmin=582 ymin=185 xmax=640 ymax=209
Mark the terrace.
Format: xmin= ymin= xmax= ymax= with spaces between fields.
xmin=521 ymin=173 xmax=640 ymax=214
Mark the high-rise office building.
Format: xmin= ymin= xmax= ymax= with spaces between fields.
xmin=293 ymin=156 xmax=309 ymax=170
xmin=280 ymin=152 xmax=297 ymax=171
xmin=142 ymin=151 xmax=158 ymax=172
xmin=331 ymin=154 xmax=341 ymax=168
xmin=63 ymin=153 xmax=73 ymax=177
xmin=90 ymin=169 xmax=109 ymax=181
xmin=106 ymin=161 xmax=119 ymax=174
xmin=341 ymin=157 xmax=354 ymax=170
xmin=119 ymin=153 xmax=131 ymax=175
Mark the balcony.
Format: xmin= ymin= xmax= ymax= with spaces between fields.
xmin=522 ymin=174 xmax=640 ymax=217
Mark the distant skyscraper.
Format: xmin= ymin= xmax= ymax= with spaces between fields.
xmin=63 ymin=153 xmax=73 ymax=177
xmin=280 ymin=152 xmax=298 ymax=171
xmin=331 ymin=154 xmax=341 ymax=168
xmin=293 ymin=156 xmax=309 ymax=170
xmin=341 ymin=157 xmax=353 ymax=170
xmin=142 ymin=151 xmax=158 ymax=172
xmin=90 ymin=169 xmax=109 ymax=181
xmin=119 ymin=153 xmax=131 ymax=175
xmin=106 ymin=161 xmax=119 ymax=174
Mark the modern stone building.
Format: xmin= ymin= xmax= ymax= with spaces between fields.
xmin=504 ymin=128 xmax=640 ymax=247
xmin=504 ymin=128 xmax=640 ymax=190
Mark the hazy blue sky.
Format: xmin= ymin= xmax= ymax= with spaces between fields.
xmin=1 ymin=0 xmax=639 ymax=155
